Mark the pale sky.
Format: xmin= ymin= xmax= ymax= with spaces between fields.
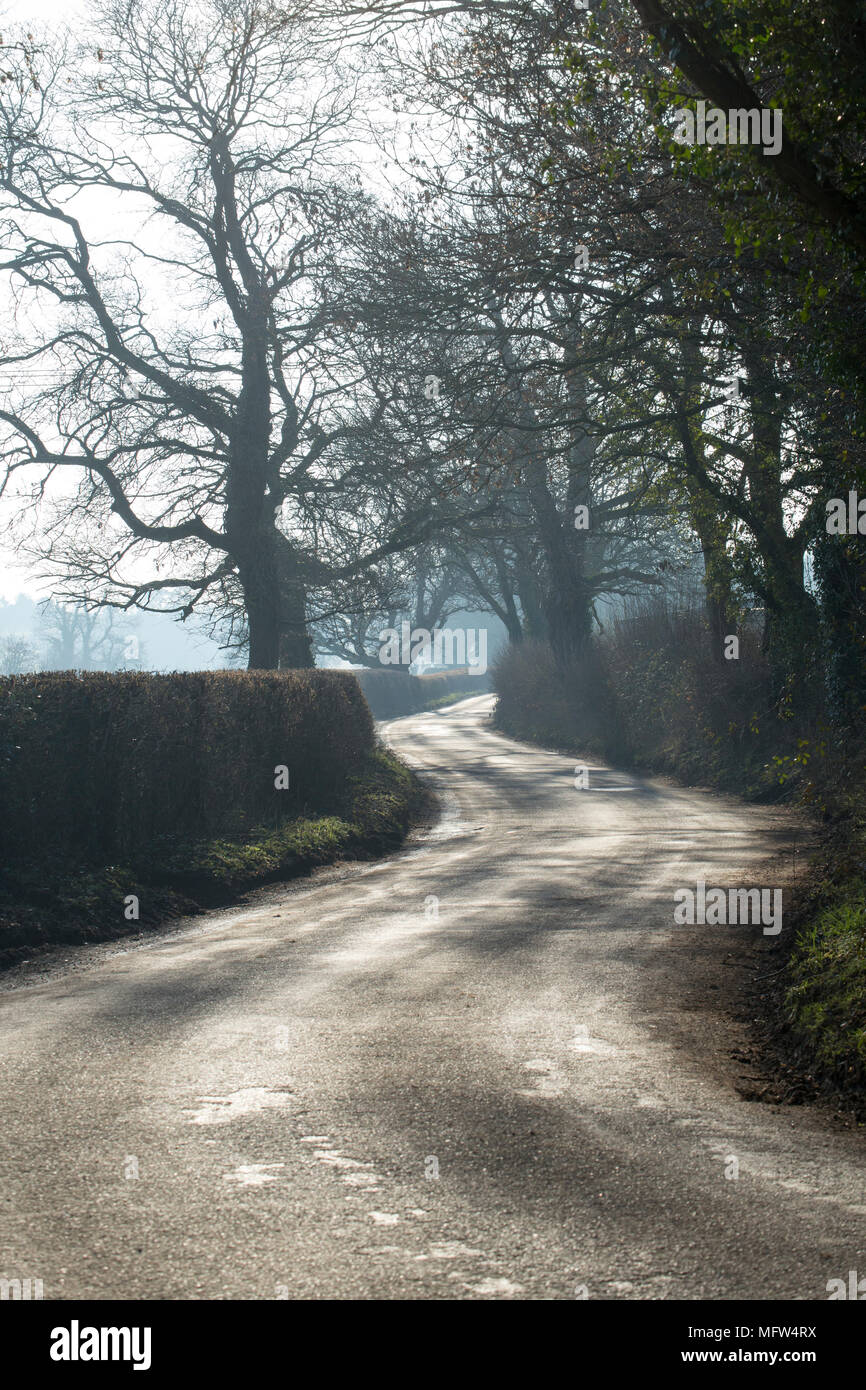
xmin=3 ymin=0 xmax=85 ymax=23
xmin=1 ymin=0 xmax=86 ymax=596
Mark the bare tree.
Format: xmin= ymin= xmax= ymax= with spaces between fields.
xmin=38 ymin=600 xmax=140 ymax=668
xmin=311 ymin=543 xmax=469 ymax=665
xmin=0 ymin=633 xmax=39 ymax=673
xmin=0 ymin=0 xmax=452 ymax=667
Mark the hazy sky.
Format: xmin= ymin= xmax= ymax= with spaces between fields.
xmin=3 ymin=0 xmax=85 ymax=24
xmin=1 ymin=0 xmax=83 ymax=595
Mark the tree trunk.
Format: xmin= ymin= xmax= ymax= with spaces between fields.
xmin=491 ymin=549 xmax=524 ymax=643
xmin=239 ymin=544 xmax=282 ymax=669
xmin=226 ymin=312 xmax=313 ymax=671
xmin=276 ymin=532 xmax=313 ymax=668
xmin=686 ymin=482 xmax=735 ymax=659
xmin=238 ymin=531 xmax=313 ymax=670
xmin=523 ymin=457 xmax=593 ymax=662
xmin=516 ymin=572 xmax=548 ymax=641
xmin=741 ymin=347 xmax=818 ymax=692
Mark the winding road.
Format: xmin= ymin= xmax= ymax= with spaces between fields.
xmin=1 ymin=695 xmax=863 ymax=1300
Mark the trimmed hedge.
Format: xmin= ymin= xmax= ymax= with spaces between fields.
xmin=0 ymin=745 xmax=428 ymax=966
xmin=0 ymin=669 xmax=374 ymax=870
xmin=354 ymin=668 xmax=489 ymax=719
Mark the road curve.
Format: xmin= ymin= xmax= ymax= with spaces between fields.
xmin=0 ymin=695 xmax=862 ymax=1301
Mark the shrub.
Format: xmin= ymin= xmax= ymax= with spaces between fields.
xmin=492 ymin=639 xmax=617 ymax=757
xmin=492 ymin=602 xmax=797 ymax=797
xmin=0 ymin=669 xmax=373 ymax=871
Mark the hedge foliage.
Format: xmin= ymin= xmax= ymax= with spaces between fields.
xmin=492 ymin=615 xmax=783 ymax=798
xmin=0 ymin=669 xmax=374 ymax=870
xmin=354 ymin=667 xmax=488 ymax=719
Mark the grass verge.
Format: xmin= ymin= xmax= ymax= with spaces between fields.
xmin=776 ymin=803 xmax=866 ymax=1103
xmin=424 ymin=691 xmax=475 ymax=711
xmin=0 ymin=745 xmax=430 ymax=971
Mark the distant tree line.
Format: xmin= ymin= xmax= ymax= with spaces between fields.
xmin=0 ymin=602 xmax=142 ymax=674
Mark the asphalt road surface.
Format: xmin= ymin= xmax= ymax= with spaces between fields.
xmin=1 ymin=695 xmax=863 ymax=1301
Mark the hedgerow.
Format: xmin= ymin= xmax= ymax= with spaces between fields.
xmin=0 ymin=669 xmax=373 ymax=868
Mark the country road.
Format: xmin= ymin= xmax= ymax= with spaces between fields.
xmin=1 ymin=694 xmax=864 ymax=1301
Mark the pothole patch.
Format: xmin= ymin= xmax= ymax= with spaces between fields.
xmin=312 ymin=1146 xmax=385 ymax=1192
xmin=460 ymin=1276 xmax=524 ymax=1297
xmin=184 ymin=1087 xmax=293 ymax=1125
xmin=222 ymin=1163 xmax=285 ymax=1186
xmin=421 ymin=1241 xmax=485 ymax=1261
